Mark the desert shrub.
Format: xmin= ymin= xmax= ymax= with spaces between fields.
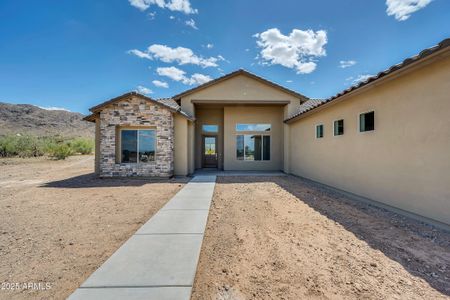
xmin=0 ymin=135 xmax=45 ymax=157
xmin=68 ymin=138 xmax=94 ymax=155
xmin=47 ymin=143 xmax=74 ymax=160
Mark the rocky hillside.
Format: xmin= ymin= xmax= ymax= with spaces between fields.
xmin=0 ymin=102 xmax=94 ymax=137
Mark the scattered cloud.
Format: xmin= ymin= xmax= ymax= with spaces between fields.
xmin=129 ymin=0 xmax=198 ymax=14
xmin=347 ymin=74 xmax=374 ymax=85
xmin=156 ymin=66 xmax=212 ymax=85
xmin=185 ymin=18 xmax=198 ymax=29
xmin=339 ymin=60 xmax=357 ymax=68
xmin=286 ymin=80 xmax=293 ymax=83
xmin=386 ymin=0 xmax=432 ymax=21
xmin=245 ymin=48 xmax=250 ymax=52
xmin=38 ymin=106 xmax=71 ymax=112
xmin=148 ymin=11 xmax=156 ymax=20
xmin=152 ymin=80 xmax=169 ymax=88
xmin=127 ymin=49 xmax=152 ymax=59
xmin=254 ymin=28 xmax=327 ymax=74
xmin=206 ymin=43 xmax=214 ymax=49
xmin=128 ymin=44 xmax=220 ymax=68
xmin=136 ymin=85 xmax=153 ymax=95
xmin=169 ymin=15 xmax=175 ymax=19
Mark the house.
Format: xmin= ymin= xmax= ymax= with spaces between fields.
xmin=85 ymin=38 xmax=450 ymax=227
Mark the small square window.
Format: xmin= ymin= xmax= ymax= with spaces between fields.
xmin=334 ymin=119 xmax=344 ymax=136
xmin=360 ymin=111 xmax=375 ymax=132
xmin=316 ymin=124 xmax=324 ymax=138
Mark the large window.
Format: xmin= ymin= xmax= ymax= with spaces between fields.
xmin=359 ymin=111 xmax=375 ymax=132
xmin=316 ymin=124 xmax=324 ymax=138
xmin=236 ymin=124 xmax=271 ymax=132
xmin=334 ymin=119 xmax=344 ymax=136
xmin=236 ymin=135 xmax=270 ymax=161
xmin=120 ymin=129 xmax=156 ymax=163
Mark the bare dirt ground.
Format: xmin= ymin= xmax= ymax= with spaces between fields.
xmin=192 ymin=176 xmax=450 ymax=300
xmin=0 ymin=156 xmax=188 ymax=300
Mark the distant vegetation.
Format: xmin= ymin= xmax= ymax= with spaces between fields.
xmin=0 ymin=135 xmax=94 ymax=160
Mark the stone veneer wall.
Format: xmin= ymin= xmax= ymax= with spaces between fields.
xmin=99 ymin=96 xmax=174 ymax=177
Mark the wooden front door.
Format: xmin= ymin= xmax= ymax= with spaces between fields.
xmin=202 ymin=136 xmax=218 ymax=168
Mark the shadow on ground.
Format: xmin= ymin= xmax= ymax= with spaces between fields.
xmin=41 ymin=173 xmax=190 ymax=188
xmin=217 ymin=175 xmax=450 ymax=296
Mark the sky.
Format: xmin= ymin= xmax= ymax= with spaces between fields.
xmin=0 ymin=0 xmax=449 ymax=114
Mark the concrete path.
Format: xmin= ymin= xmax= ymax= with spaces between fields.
xmin=68 ymin=175 xmax=216 ymax=300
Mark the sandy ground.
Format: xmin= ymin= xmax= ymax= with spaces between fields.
xmin=192 ymin=176 xmax=450 ymax=300
xmin=0 ymin=156 xmax=188 ymax=300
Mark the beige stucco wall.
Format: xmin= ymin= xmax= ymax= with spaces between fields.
xmin=194 ymin=106 xmax=224 ymax=169
xmin=224 ymin=106 xmax=284 ymax=171
xmin=174 ymin=114 xmax=189 ymax=176
xmin=180 ymin=74 xmax=302 ymax=118
xmin=288 ymin=54 xmax=450 ymax=225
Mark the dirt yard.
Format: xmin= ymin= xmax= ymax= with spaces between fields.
xmin=0 ymin=156 xmax=188 ymax=300
xmin=192 ymin=176 xmax=450 ymax=300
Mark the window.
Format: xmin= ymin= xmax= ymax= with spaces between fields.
xmin=359 ymin=111 xmax=375 ymax=132
xmin=202 ymin=124 xmax=218 ymax=133
xmin=120 ymin=129 xmax=156 ymax=163
xmin=316 ymin=124 xmax=324 ymax=138
xmin=236 ymin=124 xmax=271 ymax=132
xmin=236 ymin=135 xmax=270 ymax=161
xmin=334 ymin=119 xmax=344 ymax=136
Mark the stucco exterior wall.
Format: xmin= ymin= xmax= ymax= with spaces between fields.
xmin=288 ymin=55 xmax=450 ymax=225
xmin=180 ymin=74 xmax=302 ymax=118
xmin=224 ymin=106 xmax=284 ymax=171
xmin=98 ymin=96 xmax=174 ymax=177
xmin=174 ymin=114 xmax=189 ymax=176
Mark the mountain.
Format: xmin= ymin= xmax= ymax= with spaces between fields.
xmin=0 ymin=102 xmax=94 ymax=137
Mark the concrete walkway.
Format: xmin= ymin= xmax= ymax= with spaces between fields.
xmin=68 ymin=175 xmax=216 ymax=300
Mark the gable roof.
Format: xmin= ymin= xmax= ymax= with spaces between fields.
xmin=172 ymin=69 xmax=308 ymax=102
xmin=83 ymin=92 xmax=194 ymax=122
xmin=285 ymin=38 xmax=450 ymax=123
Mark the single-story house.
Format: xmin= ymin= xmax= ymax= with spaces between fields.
xmin=85 ymin=38 xmax=450 ymax=227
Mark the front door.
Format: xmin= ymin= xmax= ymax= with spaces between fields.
xmin=202 ymin=136 xmax=218 ymax=168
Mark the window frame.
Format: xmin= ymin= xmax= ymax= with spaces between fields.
xmin=235 ymin=134 xmax=271 ymax=162
xmin=202 ymin=124 xmax=219 ymax=133
xmin=333 ymin=119 xmax=344 ymax=137
xmin=235 ymin=123 xmax=271 ymax=132
xmin=117 ymin=127 xmax=157 ymax=164
xmin=358 ymin=110 xmax=375 ymax=133
xmin=315 ymin=124 xmax=324 ymax=139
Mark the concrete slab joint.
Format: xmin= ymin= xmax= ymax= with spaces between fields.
xmin=68 ymin=175 xmax=216 ymax=300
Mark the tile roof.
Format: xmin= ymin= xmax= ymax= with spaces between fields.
xmin=285 ymin=38 xmax=450 ymax=123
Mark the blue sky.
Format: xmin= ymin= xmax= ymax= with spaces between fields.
xmin=0 ymin=0 xmax=449 ymax=114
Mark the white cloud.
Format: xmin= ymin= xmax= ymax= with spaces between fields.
xmin=386 ymin=0 xmax=432 ymax=21
xmin=185 ymin=18 xmax=198 ymax=29
xmin=286 ymin=80 xmax=293 ymax=83
xmin=348 ymin=74 xmax=374 ymax=85
xmin=38 ymin=106 xmax=71 ymax=112
xmin=128 ymin=44 xmax=219 ymax=68
xmin=136 ymin=85 xmax=153 ymax=95
xmin=127 ymin=49 xmax=153 ymax=59
xmin=206 ymin=43 xmax=214 ymax=49
xmin=148 ymin=11 xmax=156 ymax=20
xmin=129 ymin=0 xmax=198 ymax=14
xmin=254 ymin=28 xmax=328 ymax=74
xmin=152 ymin=80 xmax=169 ymax=88
xmin=339 ymin=60 xmax=357 ymax=68
xmin=156 ymin=66 xmax=212 ymax=85
xmin=169 ymin=15 xmax=175 ymax=19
